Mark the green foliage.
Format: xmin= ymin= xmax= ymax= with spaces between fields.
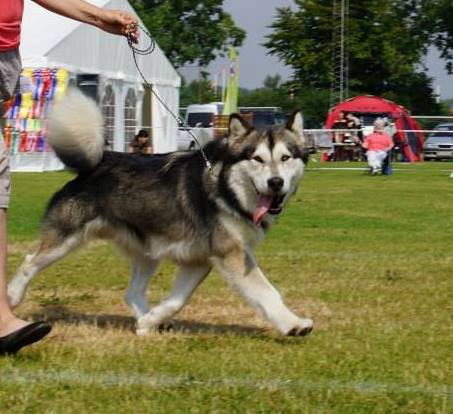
xmin=265 ymin=0 xmax=334 ymax=90
xmin=131 ymin=0 xmax=246 ymax=67
xmin=292 ymin=87 xmax=331 ymax=127
xmin=237 ymin=75 xmax=329 ymax=126
xmin=380 ymin=72 xmax=440 ymax=116
xmin=421 ymin=0 xmax=453 ymax=73
xmin=179 ymin=76 xmax=219 ymax=108
xmin=239 ymin=75 xmax=291 ymax=110
xmin=264 ymin=0 xmax=445 ymax=115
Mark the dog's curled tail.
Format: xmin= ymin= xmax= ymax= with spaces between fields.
xmin=47 ymin=88 xmax=104 ymax=172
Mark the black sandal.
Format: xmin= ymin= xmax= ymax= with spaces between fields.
xmin=0 ymin=321 xmax=52 ymax=355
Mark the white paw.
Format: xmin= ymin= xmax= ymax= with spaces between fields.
xmin=136 ymin=311 xmax=162 ymax=336
xmin=7 ymin=282 xmax=25 ymax=308
xmin=136 ymin=321 xmax=174 ymax=336
xmin=136 ymin=326 xmax=151 ymax=336
xmin=286 ymin=318 xmax=314 ymax=337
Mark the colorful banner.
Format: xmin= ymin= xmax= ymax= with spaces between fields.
xmin=2 ymin=67 xmax=68 ymax=155
xmin=222 ymin=48 xmax=239 ymax=115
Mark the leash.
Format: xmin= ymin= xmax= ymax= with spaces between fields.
xmin=126 ymin=24 xmax=212 ymax=170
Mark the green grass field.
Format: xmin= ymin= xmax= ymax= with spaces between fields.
xmin=1 ymin=162 xmax=452 ymax=413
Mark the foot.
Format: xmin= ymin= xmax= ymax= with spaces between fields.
xmin=0 ymin=321 xmax=52 ymax=355
xmin=0 ymin=316 xmax=29 ymax=338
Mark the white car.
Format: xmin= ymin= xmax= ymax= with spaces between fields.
xmin=177 ymin=103 xmax=224 ymax=150
xmin=423 ymin=123 xmax=453 ymax=161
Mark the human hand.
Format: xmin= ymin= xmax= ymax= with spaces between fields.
xmin=98 ymin=9 xmax=139 ymax=42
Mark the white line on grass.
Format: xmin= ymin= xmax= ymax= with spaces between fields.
xmin=307 ymin=167 xmax=413 ymax=171
xmin=1 ymin=369 xmax=451 ymax=396
xmin=255 ymin=250 xmax=453 ymax=261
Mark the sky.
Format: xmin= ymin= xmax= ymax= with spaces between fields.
xmin=180 ymin=0 xmax=453 ymax=100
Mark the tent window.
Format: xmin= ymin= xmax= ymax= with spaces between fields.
xmin=124 ymin=88 xmax=137 ymax=151
xmin=102 ymin=85 xmax=115 ymax=149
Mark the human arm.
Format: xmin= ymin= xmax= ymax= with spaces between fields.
xmin=31 ymin=0 xmax=138 ymax=40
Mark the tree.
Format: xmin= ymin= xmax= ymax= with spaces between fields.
xmin=237 ymin=75 xmax=327 ymax=127
xmin=180 ymin=76 xmax=218 ymax=108
xmin=131 ymin=0 xmax=245 ymax=68
xmin=264 ymin=0 xmax=443 ymax=114
xmin=417 ymin=0 xmax=453 ymax=73
xmin=239 ymin=75 xmax=291 ymax=112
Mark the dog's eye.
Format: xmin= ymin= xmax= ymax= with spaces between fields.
xmin=253 ymin=156 xmax=264 ymax=163
xmin=281 ymin=155 xmax=291 ymax=162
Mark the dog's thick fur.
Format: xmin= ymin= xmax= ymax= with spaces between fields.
xmin=8 ymin=89 xmax=313 ymax=336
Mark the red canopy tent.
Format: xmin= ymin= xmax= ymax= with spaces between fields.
xmin=326 ymin=95 xmax=424 ymax=162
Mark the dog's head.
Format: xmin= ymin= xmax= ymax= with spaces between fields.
xmin=224 ymin=110 xmax=306 ymax=226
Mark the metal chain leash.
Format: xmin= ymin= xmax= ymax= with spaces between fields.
xmin=126 ymin=24 xmax=212 ymax=170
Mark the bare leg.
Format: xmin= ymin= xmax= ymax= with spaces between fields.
xmin=124 ymin=259 xmax=159 ymax=318
xmin=0 ymin=209 xmax=30 ymax=337
xmin=213 ymin=249 xmax=313 ymax=336
xmin=136 ymin=263 xmax=211 ymax=335
xmin=8 ymin=233 xmax=83 ymax=308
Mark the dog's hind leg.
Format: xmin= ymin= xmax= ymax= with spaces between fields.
xmin=124 ymin=259 xmax=159 ymax=319
xmin=213 ymin=249 xmax=313 ymax=336
xmin=8 ymin=230 xmax=83 ymax=308
xmin=136 ymin=263 xmax=211 ymax=335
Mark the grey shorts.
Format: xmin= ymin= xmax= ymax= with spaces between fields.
xmin=0 ymin=49 xmax=20 ymax=209
xmin=0 ymin=128 xmax=10 ymax=209
xmin=0 ymin=49 xmax=21 ymax=101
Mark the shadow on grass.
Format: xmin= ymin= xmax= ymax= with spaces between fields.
xmin=28 ymin=305 xmax=287 ymax=339
xmin=30 ymin=305 xmax=136 ymax=331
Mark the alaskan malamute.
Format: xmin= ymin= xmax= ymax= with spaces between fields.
xmin=8 ymin=90 xmax=313 ymax=336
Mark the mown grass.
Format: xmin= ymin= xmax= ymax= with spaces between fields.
xmin=1 ymin=162 xmax=452 ymax=413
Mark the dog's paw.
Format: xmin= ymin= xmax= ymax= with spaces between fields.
xmin=286 ymin=318 xmax=314 ymax=337
xmin=7 ymin=283 xmax=25 ymax=309
xmin=136 ymin=313 xmax=174 ymax=336
xmin=136 ymin=327 xmax=150 ymax=336
xmin=136 ymin=313 xmax=155 ymax=336
xmin=158 ymin=321 xmax=174 ymax=332
xmin=135 ymin=321 xmax=174 ymax=336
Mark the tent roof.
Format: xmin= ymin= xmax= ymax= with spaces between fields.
xmin=20 ymin=0 xmax=180 ymax=87
xmin=329 ymin=95 xmax=408 ymax=116
xmin=325 ymin=95 xmax=414 ymax=130
xmin=21 ymin=0 xmax=108 ymax=59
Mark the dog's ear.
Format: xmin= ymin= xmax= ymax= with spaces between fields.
xmin=228 ymin=113 xmax=252 ymax=138
xmin=286 ymin=109 xmax=305 ymax=145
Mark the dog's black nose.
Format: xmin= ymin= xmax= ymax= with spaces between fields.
xmin=267 ymin=177 xmax=284 ymax=192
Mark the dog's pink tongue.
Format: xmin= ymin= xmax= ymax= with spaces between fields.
xmin=253 ymin=195 xmax=273 ymax=226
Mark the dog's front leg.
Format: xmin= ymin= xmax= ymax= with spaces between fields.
xmin=136 ymin=263 xmax=211 ymax=336
xmin=213 ymin=249 xmax=313 ymax=336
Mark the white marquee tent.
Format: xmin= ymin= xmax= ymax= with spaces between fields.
xmin=12 ymin=0 xmax=180 ymax=171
